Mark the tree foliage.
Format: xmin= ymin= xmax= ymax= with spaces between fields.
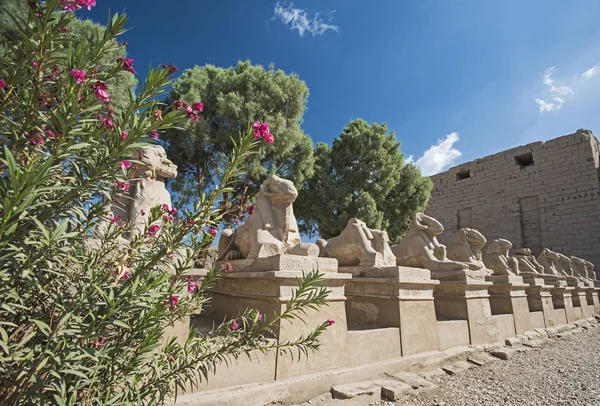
xmin=295 ymin=119 xmax=432 ymax=243
xmin=0 ymin=2 xmax=330 ymax=404
xmin=162 ymin=62 xmax=315 ymax=217
xmin=0 ymin=0 xmax=135 ymax=112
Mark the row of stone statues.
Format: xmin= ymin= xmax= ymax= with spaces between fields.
xmin=216 ymin=175 xmax=597 ymax=282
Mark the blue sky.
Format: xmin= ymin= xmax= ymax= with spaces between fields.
xmin=85 ymin=0 xmax=600 ymax=175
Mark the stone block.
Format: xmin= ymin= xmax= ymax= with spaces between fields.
xmin=442 ymin=361 xmax=471 ymax=375
xmin=504 ymin=336 xmax=520 ymax=346
xmin=377 ymin=380 xmax=412 ymax=401
xmin=523 ymin=339 xmax=545 ymax=348
xmin=534 ymin=328 xmax=549 ymax=338
xmin=491 ymin=348 xmax=516 ymax=360
xmin=216 ymin=255 xmax=338 ymax=273
xmin=390 ymin=371 xmax=437 ymax=391
xmin=330 ymin=382 xmax=380 ymax=400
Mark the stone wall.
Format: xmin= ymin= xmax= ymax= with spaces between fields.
xmin=426 ymin=129 xmax=600 ymax=269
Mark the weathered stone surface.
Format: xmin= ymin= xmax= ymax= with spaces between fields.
xmin=216 ymin=254 xmax=338 ymax=273
xmin=317 ymin=218 xmax=396 ymax=268
xmin=523 ymin=339 xmax=545 ymax=348
xmin=545 ymin=327 xmax=559 ymax=337
xmin=537 ymin=249 xmax=562 ymax=277
xmin=390 ymin=213 xmax=480 ymax=276
xmin=483 ymin=239 xmax=520 ymax=276
xmin=218 ymin=175 xmax=319 ymax=261
xmin=523 ymin=331 xmax=543 ymax=340
xmin=505 ymin=336 xmax=521 ymax=347
xmin=376 ymin=380 xmax=412 ymax=401
xmin=330 ymin=382 xmax=380 ymax=400
xmin=491 ymin=348 xmax=516 ymax=360
xmin=442 ymin=361 xmax=471 ymax=375
xmin=391 ymin=371 xmax=437 ymax=390
xmin=512 ymin=248 xmax=543 ymax=276
xmin=534 ymin=328 xmax=549 ymax=338
xmin=446 ymin=228 xmax=490 ymax=272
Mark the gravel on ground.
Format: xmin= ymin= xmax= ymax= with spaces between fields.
xmin=381 ymin=326 xmax=600 ymax=406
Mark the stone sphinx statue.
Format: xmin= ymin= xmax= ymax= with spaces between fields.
xmin=483 ymin=239 xmax=519 ymax=276
xmin=583 ymin=259 xmax=597 ymax=281
xmin=317 ymin=218 xmax=396 ymax=268
xmin=97 ymin=145 xmax=177 ymax=237
xmin=512 ymin=248 xmax=543 ymax=275
xmin=555 ymin=253 xmax=575 ymax=277
xmin=390 ymin=213 xmax=469 ymax=271
xmin=218 ymin=175 xmax=319 ymax=260
xmin=571 ymin=256 xmax=591 ymax=281
xmin=536 ymin=248 xmax=562 ymax=276
xmin=446 ymin=228 xmax=489 ymax=272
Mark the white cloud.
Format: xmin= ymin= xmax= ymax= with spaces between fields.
xmin=535 ymin=67 xmax=573 ymax=114
xmin=411 ymin=132 xmax=462 ymax=176
xmin=273 ymin=2 xmax=339 ymax=37
xmin=582 ymin=64 xmax=600 ymax=79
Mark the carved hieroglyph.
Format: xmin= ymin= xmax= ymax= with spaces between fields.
xmin=512 ymin=248 xmax=543 ymax=275
xmin=218 ymin=175 xmax=319 ymax=260
xmin=446 ymin=228 xmax=489 ymax=272
xmin=536 ymin=248 xmax=562 ymax=276
xmin=483 ymin=239 xmax=519 ymax=276
xmin=317 ymin=218 xmax=396 ymax=268
xmin=97 ymin=145 xmax=177 ymax=236
xmin=390 ymin=213 xmax=469 ymax=271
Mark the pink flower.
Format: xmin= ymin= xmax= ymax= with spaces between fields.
xmin=327 ymin=319 xmax=335 ymax=326
xmin=168 ymin=354 xmax=177 ymax=362
xmin=257 ymin=312 xmax=264 ymax=321
xmin=154 ymin=110 xmax=163 ymax=121
xmin=117 ymin=57 xmax=135 ymax=74
xmin=102 ymin=116 xmax=114 ymax=129
xmin=146 ymin=224 xmax=160 ymax=236
xmin=33 ymin=61 xmax=39 ymax=68
xmin=109 ymin=214 xmax=122 ymax=224
xmin=192 ymin=102 xmax=204 ymax=112
xmin=116 ymin=181 xmax=130 ymax=192
xmin=28 ymin=133 xmax=45 ymax=145
xmin=184 ymin=105 xmax=193 ymax=114
xmin=119 ymin=271 xmax=130 ymax=280
xmin=92 ymin=81 xmax=110 ymax=102
xmin=190 ymin=114 xmax=200 ymax=123
xmin=121 ymin=131 xmax=128 ymax=141
xmin=91 ymin=336 xmax=105 ymax=348
xmin=220 ymin=262 xmax=233 ymax=273
xmin=187 ymin=281 xmax=197 ymax=294
xmin=120 ymin=160 xmax=131 ymax=169
xmin=168 ymin=295 xmax=179 ymax=310
xmin=248 ymin=205 xmax=255 ymax=215
xmin=58 ymin=27 xmax=69 ymax=33
xmin=46 ymin=130 xmax=56 ymax=139
xmin=163 ymin=214 xmax=174 ymax=222
xmin=230 ymin=321 xmax=240 ymax=331
xmin=150 ymin=131 xmax=159 ymax=139
xmin=209 ymin=228 xmax=217 ymax=237
xmin=0 ymin=80 xmax=5 ymax=90
xmin=173 ymin=99 xmax=183 ymax=110
xmin=264 ymin=133 xmax=274 ymax=144
xmin=162 ymin=63 xmax=178 ymax=76
xmin=60 ymin=0 xmax=96 ymax=12
xmin=251 ymin=121 xmax=274 ymax=143
xmin=69 ymin=69 xmax=86 ymax=84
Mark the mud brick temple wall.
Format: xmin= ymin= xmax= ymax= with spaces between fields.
xmin=426 ymin=129 xmax=600 ymax=270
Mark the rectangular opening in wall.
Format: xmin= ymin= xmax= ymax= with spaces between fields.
xmin=514 ymin=152 xmax=534 ymax=168
xmin=456 ymin=169 xmax=470 ymax=181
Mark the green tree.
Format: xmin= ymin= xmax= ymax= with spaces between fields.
xmin=296 ymin=119 xmax=432 ymax=243
xmin=0 ymin=0 xmax=135 ymax=112
xmin=162 ymin=62 xmax=315 ymax=216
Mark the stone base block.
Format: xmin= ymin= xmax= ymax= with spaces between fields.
xmin=551 ymin=286 xmax=576 ymax=323
xmin=433 ymin=280 xmax=499 ymax=344
xmin=554 ymin=308 xmax=568 ymax=325
xmin=208 ymin=270 xmax=351 ymax=379
xmin=347 ymin=328 xmax=401 ymax=366
xmin=430 ymin=269 xmax=487 ymax=282
xmin=541 ymin=274 xmax=567 ymax=287
xmin=437 ymin=320 xmax=470 ymax=350
xmin=340 ymin=265 xmax=430 ymax=280
xmin=486 ymin=275 xmax=531 ymax=334
xmin=586 ymin=289 xmax=600 ymax=316
xmin=566 ymin=276 xmax=584 ymax=288
xmin=493 ymin=314 xmax=516 ymax=340
xmin=215 ymin=254 xmax=338 ymax=273
xmin=529 ymin=311 xmax=545 ymax=329
xmin=345 ymin=273 xmax=440 ymax=356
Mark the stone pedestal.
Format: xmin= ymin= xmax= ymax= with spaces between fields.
xmin=540 ymin=274 xmax=567 ymax=287
xmin=433 ymin=280 xmax=499 ymax=345
xmin=521 ymin=274 xmax=556 ymax=328
xmin=344 ymin=266 xmax=440 ymax=356
xmin=565 ymin=276 xmax=584 ymax=288
xmin=550 ymin=286 xmax=576 ymax=323
xmin=572 ymin=287 xmax=592 ymax=319
xmin=216 ymin=254 xmax=338 ymax=273
xmin=586 ymin=287 xmax=600 ymax=316
xmin=485 ymin=275 xmax=532 ymax=334
xmin=209 ymin=257 xmax=351 ymax=380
